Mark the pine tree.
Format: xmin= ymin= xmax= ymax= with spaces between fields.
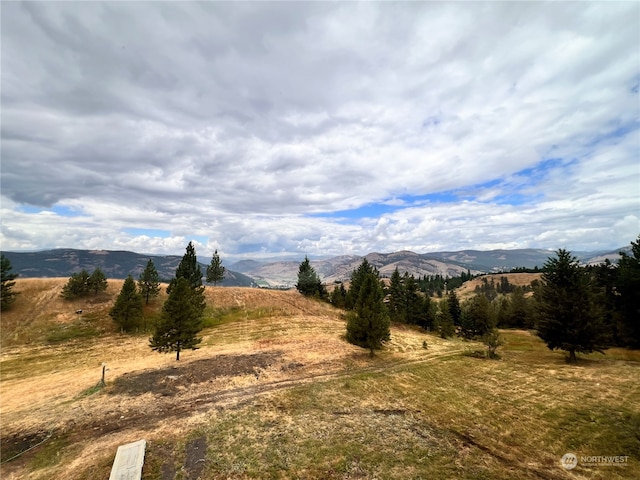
xmin=436 ymin=299 xmax=455 ymax=338
xmin=88 ymin=268 xmax=108 ymax=294
xmin=447 ymin=290 xmax=462 ymax=326
xmin=615 ymin=236 xmax=640 ymax=348
xmin=345 ymin=258 xmax=375 ymax=309
xmin=295 ymin=256 xmax=326 ymax=298
xmin=1 ymin=255 xmax=19 ymax=311
xmin=61 ymin=269 xmax=91 ymax=299
xmin=535 ymin=249 xmax=608 ymax=362
xmin=110 ymin=275 xmax=144 ymax=332
xmin=506 ymin=287 xmax=532 ymax=329
xmin=464 ymin=294 xmax=493 ymax=337
xmin=172 ymin=241 xmax=203 ymax=291
xmin=417 ymin=295 xmax=437 ymax=331
xmin=346 ymin=264 xmax=391 ymax=355
xmin=387 ymin=268 xmax=405 ymax=323
xmin=206 ymin=250 xmax=226 ymax=286
xmin=329 ymin=282 xmax=348 ymax=308
xmin=150 ymin=277 xmax=204 ymax=361
xmin=403 ymin=274 xmax=424 ymax=325
xmin=138 ymin=259 xmax=161 ymax=305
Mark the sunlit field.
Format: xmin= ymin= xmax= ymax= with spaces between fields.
xmin=1 ymin=279 xmax=638 ymax=479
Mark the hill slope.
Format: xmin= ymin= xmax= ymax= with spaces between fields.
xmin=1 ymin=278 xmax=638 ymax=480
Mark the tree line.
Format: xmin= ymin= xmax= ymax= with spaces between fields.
xmin=2 ymin=234 xmax=637 ymax=363
xmin=295 ymin=235 xmax=640 ymax=361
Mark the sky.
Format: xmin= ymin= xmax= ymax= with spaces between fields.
xmin=1 ymin=1 xmax=639 ymax=261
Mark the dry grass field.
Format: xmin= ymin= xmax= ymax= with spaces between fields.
xmin=1 ymin=278 xmax=638 ymax=479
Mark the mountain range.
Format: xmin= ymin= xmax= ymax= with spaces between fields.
xmin=229 ymin=247 xmax=630 ymax=287
xmin=0 ymin=249 xmax=255 ymax=287
xmin=2 ymin=246 xmax=629 ymax=288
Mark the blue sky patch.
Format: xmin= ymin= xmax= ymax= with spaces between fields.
xmin=17 ymin=204 xmax=85 ymax=217
xmin=123 ymin=228 xmax=171 ymax=238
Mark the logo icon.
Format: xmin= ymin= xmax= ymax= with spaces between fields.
xmin=561 ymin=453 xmax=578 ymax=470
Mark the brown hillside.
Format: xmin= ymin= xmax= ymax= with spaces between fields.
xmin=0 ymin=279 xmax=338 ymax=348
xmin=2 ymin=278 xmax=638 ymax=480
xmin=455 ymin=272 xmax=542 ymax=299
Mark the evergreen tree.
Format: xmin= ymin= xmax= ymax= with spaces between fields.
xmin=206 ymin=250 xmax=226 ymax=286
xmin=1 ymin=254 xmax=19 ymax=311
xmin=506 ymin=287 xmax=532 ymax=329
xmin=346 ymin=258 xmax=376 ymax=309
xmin=171 ymin=241 xmax=203 ymax=292
xmin=110 ymin=275 xmax=144 ymax=332
xmin=138 ymin=259 xmax=161 ymax=305
xmin=447 ymin=290 xmax=462 ymax=326
xmin=150 ymin=277 xmax=204 ymax=360
xmin=465 ymin=294 xmax=493 ymax=337
xmin=387 ymin=268 xmax=405 ymax=323
xmin=403 ymin=274 xmax=424 ymax=325
xmin=88 ymin=268 xmax=108 ymax=294
xmin=459 ymin=310 xmax=476 ymax=340
xmin=418 ymin=295 xmax=437 ymax=331
xmin=329 ymin=283 xmax=348 ymax=308
xmin=615 ymin=236 xmax=640 ymax=347
xmin=295 ymin=256 xmax=326 ymax=298
xmin=61 ymin=268 xmax=107 ymax=299
xmin=535 ymin=249 xmax=608 ymax=362
xmin=436 ymin=299 xmax=455 ymax=338
xmin=346 ymin=260 xmax=390 ymax=355
xmin=61 ymin=269 xmax=91 ymax=299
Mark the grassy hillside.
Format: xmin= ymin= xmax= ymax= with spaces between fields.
xmin=1 ymin=279 xmax=638 ymax=479
xmin=455 ymin=272 xmax=543 ymax=299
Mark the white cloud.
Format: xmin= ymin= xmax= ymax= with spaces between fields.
xmin=1 ymin=1 xmax=638 ymax=259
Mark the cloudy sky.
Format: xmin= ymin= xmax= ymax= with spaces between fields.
xmin=1 ymin=1 xmax=639 ymax=261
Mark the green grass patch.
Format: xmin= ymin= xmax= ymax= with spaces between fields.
xmin=44 ymin=313 xmax=108 ymax=344
xmin=45 ymin=322 xmax=101 ymax=343
xmin=75 ymin=383 xmax=104 ymax=399
xmin=0 ymin=353 xmax=61 ymax=382
xmin=28 ymin=434 xmax=70 ymax=471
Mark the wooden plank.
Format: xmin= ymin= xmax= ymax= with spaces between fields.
xmin=109 ymin=439 xmax=146 ymax=480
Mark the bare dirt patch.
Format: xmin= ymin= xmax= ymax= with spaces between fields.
xmin=183 ymin=435 xmax=207 ymax=480
xmin=110 ymin=352 xmax=282 ymax=396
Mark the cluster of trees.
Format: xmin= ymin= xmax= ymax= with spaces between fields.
xmin=386 ymin=269 xmax=436 ymax=328
xmin=473 ymin=276 xmax=532 ymax=300
xmin=417 ymin=270 xmax=474 ymax=297
xmin=344 ymin=260 xmax=391 ymax=355
xmin=110 ymin=242 xmax=225 ymax=359
xmin=459 ymin=237 xmax=640 ymax=360
xmin=1 ymin=254 xmax=19 ymax=311
xmin=109 ymin=259 xmax=161 ymax=331
xmin=296 ymin=258 xmax=391 ymax=355
xmin=61 ymin=268 xmax=108 ymax=299
xmin=296 ymin=235 xmax=640 ymax=361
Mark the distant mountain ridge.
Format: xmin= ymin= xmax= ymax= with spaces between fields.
xmin=1 ymin=249 xmax=254 ymax=287
xmin=230 ymin=247 xmax=631 ymax=287
xmin=2 ymin=246 xmax=629 ymax=289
